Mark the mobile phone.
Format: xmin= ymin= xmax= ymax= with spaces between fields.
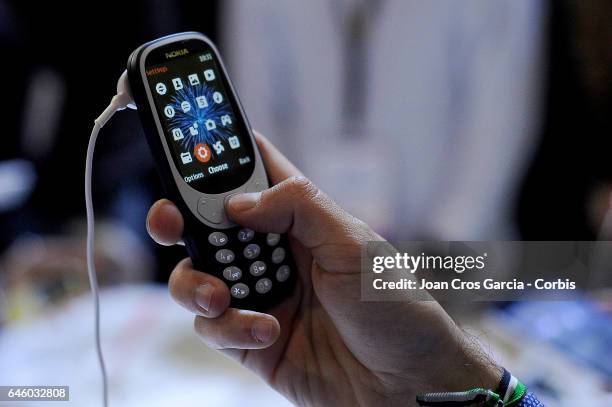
xmin=127 ymin=32 xmax=296 ymax=311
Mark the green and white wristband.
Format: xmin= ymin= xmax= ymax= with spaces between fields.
xmin=416 ymin=368 xmax=529 ymax=407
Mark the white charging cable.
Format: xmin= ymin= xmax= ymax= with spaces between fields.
xmin=85 ymin=71 xmax=135 ymax=407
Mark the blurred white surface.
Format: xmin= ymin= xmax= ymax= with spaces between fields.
xmin=0 ymin=284 xmax=292 ymax=407
xmin=223 ymin=0 xmax=546 ymax=240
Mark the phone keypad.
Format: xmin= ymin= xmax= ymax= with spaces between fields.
xmin=243 ymin=244 xmax=261 ymax=259
xmin=271 ymin=247 xmax=286 ymax=264
xmin=215 ymin=249 xmax=235 ymax=264
xmin=250 ymin=261 xmax=267 ymax=276
xmin=208 ymin=232 xmax=228 ymax=246
xmin=276 ymin=265 xmax=291 ymax=282
xmin=208 ymin=229 xmax=293 ymax=300
xmin=238 ymin=228 xmax=255 ymax=242
xmin=255 ymin=278 xmax=273 ymax=294
xmin=230 ymin=283 xmax=249 ymax=299
xmin=266 ymin=233 xmax=281 ymax=246
xmin=223 ymin=266 xmax=242 ymax=281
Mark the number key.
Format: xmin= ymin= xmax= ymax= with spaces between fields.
xmin=266 ymin=233 xmax=281 ymax=246
xmin=223 ymin=266 xmax=242 ymax=281
xmin=244 ymin=244 xmax=261 ymax=259
xmin=215 ymin=249 xmax=235 ymax=264
xmin=208 ymin=232 xmax=228 ymax=247
xmin=250 ymin=261 xmax=267 ymax=276
xmin=238 ymin=228 xmax=255 ymax=242
xmin=230 ymin=283 xmax=249 ymax=299
xmin=255 ymin=278 xmax=273 ymax=294
xmin=271 ymin=247 xmax=285 ymax=264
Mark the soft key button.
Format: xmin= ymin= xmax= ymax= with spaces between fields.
xmin=197 ymin=197 xmax=224 ymax=224
xmin=246 ymin=178 xmax=265 ymax=193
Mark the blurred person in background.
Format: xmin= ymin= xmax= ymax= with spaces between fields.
xmin=221 ymin=0 xmax=546 ymax=240
xmin=221 ymin=0 xmax=612 ymax=242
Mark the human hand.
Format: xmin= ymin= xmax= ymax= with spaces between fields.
xmin=146 ymin=133 xmax=500 ymax=406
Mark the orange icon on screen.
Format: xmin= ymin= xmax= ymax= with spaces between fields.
xmin=194 ymin=143 xmax=212 ymax=163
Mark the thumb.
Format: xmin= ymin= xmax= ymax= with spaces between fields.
xmin=226 ymin=176 xmax=376 ymax=257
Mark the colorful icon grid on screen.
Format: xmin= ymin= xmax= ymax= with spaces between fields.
xmin=166 ymin=81 xmax=237 ymax=153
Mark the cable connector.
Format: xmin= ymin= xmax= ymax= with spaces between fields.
xmin=94 ymin=70 xmax=136 ymax=127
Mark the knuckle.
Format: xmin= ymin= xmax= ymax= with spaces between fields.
xmin=193 ymin=316 xmax=219 ymax=347
xmin=193 ymin=316 xmax=232 ymax=350
xmin=167 ymin=259 xmax=192 ymax=300
xmin=167 ymin=269 xmax=183 ymax=299
xmin=193 ymin=317 xmax=214 ymax=345
xmin=284 ymin=176 xmax=318 ymax=200
xmin=350 ymin=215 xmax=373 ymax=236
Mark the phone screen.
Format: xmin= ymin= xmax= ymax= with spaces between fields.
xmin=143 ymin=38 xmax=255 ymax=194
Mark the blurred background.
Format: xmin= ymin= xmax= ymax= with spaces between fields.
xmin=0 ymin=0 xmax=611 ymax=405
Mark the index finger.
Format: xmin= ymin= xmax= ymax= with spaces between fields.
xmin=146 ymin=133 xmax=297 ymax=244
xmin=254 ymin=132 xmax=303 ymax=184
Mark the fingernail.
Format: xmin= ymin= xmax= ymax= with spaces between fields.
xmin=228 ymin=192 xmax=260 ymax=212
xmin=252 ymin=320 xmax=273 ymax=344
xmin=195 ymin=284 xmax=214 ymax=313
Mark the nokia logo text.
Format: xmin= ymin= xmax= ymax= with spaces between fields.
xmin=165 ymin=49 xmax=189 ymax=59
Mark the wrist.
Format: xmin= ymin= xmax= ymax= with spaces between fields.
xmin=420 ymin=323 xmax=501 ymax=393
